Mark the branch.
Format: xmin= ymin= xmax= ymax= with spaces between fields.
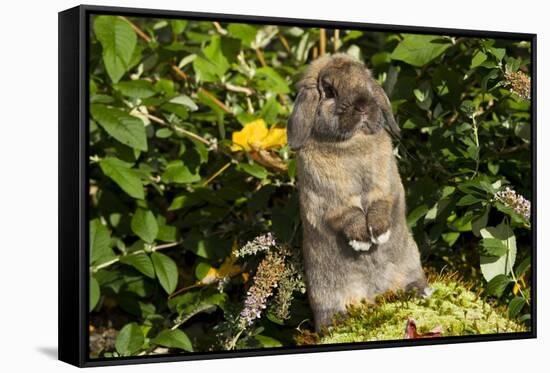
xmin=319 ymin=28 xmax=326 ymax=56
xmin=119 ymin=16 xmax=151 ymax=43
xmin=144 ymin=112 xmax=212 ymax=146
xmin=198 ymin=87 xmax=233 ymax=114
xmin=333 ymin=29 xmax=341 ymax=52
xmin=170 ymin=64 xmax=189 ymax=81
xmin=255 ymin=47 xmax=267 ymax=67
xmin=203 ymin=162 xmax=232 ymax=186
xmin=91 ymin=241 xmax=183 ymax=272
xmin=278 ymin=34 xmax=291 ymax=54
xmin=212 ymin=22 xmax=228 ymax=35
xmin=496 ymin=142 xmax=530 ymax=155
xmin=225 ymin=83 xmax=254 ymax=96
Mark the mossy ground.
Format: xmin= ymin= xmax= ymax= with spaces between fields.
xmin=296 ymin=273 xmax=527 ymax=345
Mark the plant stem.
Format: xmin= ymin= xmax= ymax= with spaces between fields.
xmin=278 ymin=34 xmax=291 ymax=54
xmin=212 ymin=22 xmax=227 ymax=35
xmin=470 ymin=115 xmax=480 ymax=179
xmin=255 ymin=47 xmax=267 ymax=67
xmin=333 ymin=29 xmax=341 ymax=52
xmin=170 ymin=64 xmax=189 ymax=80
xmin=224 ymin=83 xmax=253 ymax=96
xmin=119 ymin=16 xmax=151 ymax=43
xmin=198 ymin=87 xmax=233 ymax=114
xmin=144 ymin=112 xmax=212 ymax=146
xmin=226 ymin=328 xmax=245 ymax=351
xmin=90 ymin=241 xmax=183 ymax=273
xmin=203 ymin=162 xmax=232 ymax=186
xmin=319 ymin=28 xmax=326 ymax=56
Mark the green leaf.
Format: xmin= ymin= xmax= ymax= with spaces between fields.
xmin=514 ymin=257 xmax=531 ymax=278
xmin=472 ymin=207 xmax=489 ymax=237
xmin=90 ymin=276 xmax=100 ymax=311
xmin=480 ymin=238 xmax=508 ymax=257
xmin=162 ymin=161 xmax=201 ymax=184
xmin=151 ymin=252 xmax=178 ymax=294
xmin=169 ymin=95 xmax=198 ymax=111
xmin=91 ymin=104 xmax=148 ymax=151
xmin=255 ymin=67 xmax=290 ymax=94
xmin=391 ymin=34 xmax=452 ymax=67
xmin=488 ymin=46 xmax=506 ymax=62
xmin=255 ymin=335 xmax=283 ymax=348
xmin=485 ymin=274 xmax=511 ymax=297
xmin=470 ymin=51 xmax=487 ymax=68
xmin=152 ymin=329 xmax=193 ymax=352
xmin=449 ymin=213 xmax=473 ymax=232
xmin=157 ymin=225 xmax=178 ymax=242
xmin=479 ymin=221 xmax=517 ymax=282
xmin=460 ymin=100 xmax=476 ymax=117
xmin=94 ymin=15 xmax=137 ymax=83
xmin=99 ymin=157 xmax=145 ymax=199
xmin=260 ymin=96 xmax=282 ymax=124
xmin=115 ymin=322 xmax=144 ymax=356
xmin=131 ymin=208 xmax=158 ymax=243
xmin=442 ymin=232 xmax=460 ymax=247
xmin=407 ymin=204 xmax=429 ymax=228
xmin=168 ymin=290 xmax=227 ymax=324
xmin=237 ymin=163 xmax=268 ymax=179
xmin=228 ymin=23 xmax=257 ymax=46
xmin=113 ymin=80 xmax=156 ymax=98
xmin=194 ymin=261 xmax=212 ymax=281
xmin=183 ymin=233 xmax=232 ymax=260
xmin=155 ymin=128 xmax=173 ymax=138
xmin=168 ymin=194 xmax=202 ymax=211
xmin=90 ymin=219 xmax=114 ymax=264
xmin=508 ymin=296 xmax=526 ymax=318
xmin=120 ymin=253 xmax=155 ymax=278
xmin=192 ymin=35 xmax=230 ymax=82
xmin=170 ymin=20 xmax=188 ymax=35
xmin=481 ymin=69 xmax=500 ymax=91
xmin=456 ymin=194 xmax=484 ymax=206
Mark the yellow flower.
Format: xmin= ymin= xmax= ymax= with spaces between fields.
xmin=513 ymin=273 xmax=527 ymax=296
xmin=231 ymin=119 xmax=287 ymax=152
xmin=200 ymin=255 xmax=242 ymax=285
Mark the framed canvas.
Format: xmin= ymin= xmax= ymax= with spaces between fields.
xmin=58 ymin=4 xmax=536 ymax=367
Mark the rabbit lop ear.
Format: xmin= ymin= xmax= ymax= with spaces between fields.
xmin=371 ymin=81 xmax=400 ymax=138
xmin=287 ymin=85 xmax=319 ymax=150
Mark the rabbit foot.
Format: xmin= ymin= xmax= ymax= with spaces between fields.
xmin=369 ymin=226 xmax=391 ymax=244
xmin=349 ymin=240 xmax=372 ymax=252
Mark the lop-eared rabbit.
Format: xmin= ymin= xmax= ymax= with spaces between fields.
xmin=288 ymin=53 xmax=430 ymax=331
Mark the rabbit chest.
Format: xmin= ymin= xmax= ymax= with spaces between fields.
xmin=296 ymin=132 xmax=393 ymax=230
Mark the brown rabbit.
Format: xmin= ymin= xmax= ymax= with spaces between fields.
xmin=288 ymin=53 xmax=430 ymax=332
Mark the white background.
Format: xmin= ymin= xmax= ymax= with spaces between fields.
xmin=0 ymin=0 xmax=547 ymax=371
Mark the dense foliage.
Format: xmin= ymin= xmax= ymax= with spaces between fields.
xmin=88 ymin=15 xmax=532 ymax=357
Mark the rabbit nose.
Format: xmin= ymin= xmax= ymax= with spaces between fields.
xmin=353 ymin=96 xmax=369 ymax=113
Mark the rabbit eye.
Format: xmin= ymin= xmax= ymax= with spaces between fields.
xmin=322 ymin=83 xmax=337 ymax=99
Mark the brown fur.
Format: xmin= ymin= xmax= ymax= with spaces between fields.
xmin=288 ymin=54 xmax=428 ymax=331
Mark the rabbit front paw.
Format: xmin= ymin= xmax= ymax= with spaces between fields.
xmin=366 ymin=200 xmax=392 ymax=245
xmin=349 ymin=240 xmax=372 ymax=252
xmin=369 ymin=226 xmax=391 ymax=244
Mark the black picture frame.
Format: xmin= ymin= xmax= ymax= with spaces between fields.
xmin=58 ymin=4 xmax=537 ymax=367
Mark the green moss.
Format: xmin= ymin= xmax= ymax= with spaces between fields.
xmin=312 ymin=276 xmax=526 ymax=345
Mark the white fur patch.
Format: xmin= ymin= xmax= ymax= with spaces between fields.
xmin=369 ymin=226 xmax=391 ymax=244
xmin=422 ymin=287 xmax=434 ymax=299
xmin=349 ymin=240 xmax=372 ymax=252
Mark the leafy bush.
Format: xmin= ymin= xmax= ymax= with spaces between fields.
xmin=88 ymin=15 xmax=532 ymax=357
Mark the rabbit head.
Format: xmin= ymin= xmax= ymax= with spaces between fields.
xmin=288 ymin=53 xmax=399 ymax=150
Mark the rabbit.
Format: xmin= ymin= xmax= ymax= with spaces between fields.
xmin=287 ymin=53 xmax=430 ymax=332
